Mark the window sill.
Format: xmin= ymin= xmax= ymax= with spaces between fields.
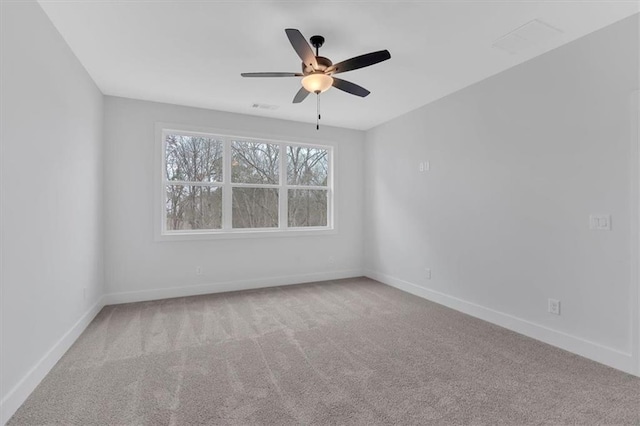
xmin=155 ymin=227 xmax=337 ymax=242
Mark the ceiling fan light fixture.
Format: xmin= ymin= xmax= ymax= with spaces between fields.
xmin=302 ymin=73 xmax=333 ymax=94
xmin=240 ymin=29 xmax=391 ymax=129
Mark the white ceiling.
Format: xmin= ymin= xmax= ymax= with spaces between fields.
xmin=38 ymin=0 xmax=638 ymax=130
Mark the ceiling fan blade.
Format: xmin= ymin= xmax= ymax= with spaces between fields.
xmin=285 ymin=28 xmax=318 ymax=69
xmin=292 ymin=86 xmax=310 ymax=103
xmin=332 ymin=78 xmax=370 ymax=97
xmin=241 ymin=72 xmax=303 ymax=77
xmin=328 ymin=50 xmax=391 ymax=74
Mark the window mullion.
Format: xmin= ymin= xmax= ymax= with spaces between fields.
xmin=223 ymin=138 xmax=232 ymax=230
xmin=230 ymin=182 xmax=280 ymax=189
xmin=328 ymin=147 xmax=333 ymax=228
xmin=279 ymin=144 xmax=287 ymax=230
xmin=286 ymin=185 xmax=328 ymax=190
xmin=161 ymin=131 xmax=168 ymax=235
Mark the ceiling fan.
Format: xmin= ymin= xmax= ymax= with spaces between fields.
xmin=241 ymin=28 xmax=391 ymax=128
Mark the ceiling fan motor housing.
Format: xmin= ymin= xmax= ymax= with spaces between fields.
xmin=303 ymin=56 xmax=333 ymax=74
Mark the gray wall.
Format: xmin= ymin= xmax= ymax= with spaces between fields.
xmin=103 ymin=97 xmax=365 ymax=301
xmin=1 ymin=1 xmax=105 ymax=419
xmin=364 ymin=15 xmax=639 ymax=374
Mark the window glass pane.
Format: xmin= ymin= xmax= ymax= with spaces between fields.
xmin=288 ymin=189 xmax=328 ymax=227
xmin=166 ymin=185 xmax=222 ymax=230
xmin=232 ymin=141 xmax=279 ymax=184
xmin=232 ymin=188 xmax=279 ymax=228
xmin=287 ymin=146 xmax=328 ymax=186
xmin=165 ymin=134 xmax=223 ymax=182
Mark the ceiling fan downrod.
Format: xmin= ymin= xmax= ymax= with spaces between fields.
xmin=310 ymin=35 xmax=325 ymax=57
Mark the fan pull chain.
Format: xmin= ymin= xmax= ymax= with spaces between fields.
xmin=316 ymin=93 xmax=321 ymax=130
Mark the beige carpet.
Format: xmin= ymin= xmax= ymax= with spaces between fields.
xmin=8 ymin=277 xmax=640 ymax=425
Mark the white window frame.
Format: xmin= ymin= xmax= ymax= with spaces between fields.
xmin=155 ymin=123 xmax=336 ymax=241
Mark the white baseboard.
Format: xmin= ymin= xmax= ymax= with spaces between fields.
xmin=0 ymin=297 xmax=106 ymax=425
xmin=104 ymin=269 xmax=364 ymax=305
xmin=365 ymin=269 xmax=639 ymax=377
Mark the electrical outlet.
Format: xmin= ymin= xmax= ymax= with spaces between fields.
xmin=548 ymin=298 xmax=561 ymax=315
xmin=83 ymin=287 xmax=87 ymax=300
xmin=195 ymin=266 xmax=203 ymax=275
xmin=418 ymin=161 xmax=430 ymax=172
xmin=328 ymin=256 xmax=335 ymax=265
xmin=425 ymin=268 xmax=432 ymax=280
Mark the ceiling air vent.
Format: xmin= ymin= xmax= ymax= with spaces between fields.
xmin=493 ymin=19 xmax=563 ymax=54
xmin=251 ymin=103 xmax=279 ymax=110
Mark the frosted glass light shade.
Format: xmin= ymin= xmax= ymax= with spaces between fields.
xmin=302 ymin=73 xmax=333 ymax=93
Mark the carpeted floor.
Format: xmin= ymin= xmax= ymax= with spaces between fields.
xmin=8 ymin=277 xmax=640 ymax=425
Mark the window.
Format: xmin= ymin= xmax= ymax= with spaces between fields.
xmin=287 ymin=146 xmax=329 ymax=227
xmin=160 ymin=128 xmax=333 ymax=238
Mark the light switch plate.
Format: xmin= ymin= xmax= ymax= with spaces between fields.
xmin=589 ymin=215 xmax=611 ymax=231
